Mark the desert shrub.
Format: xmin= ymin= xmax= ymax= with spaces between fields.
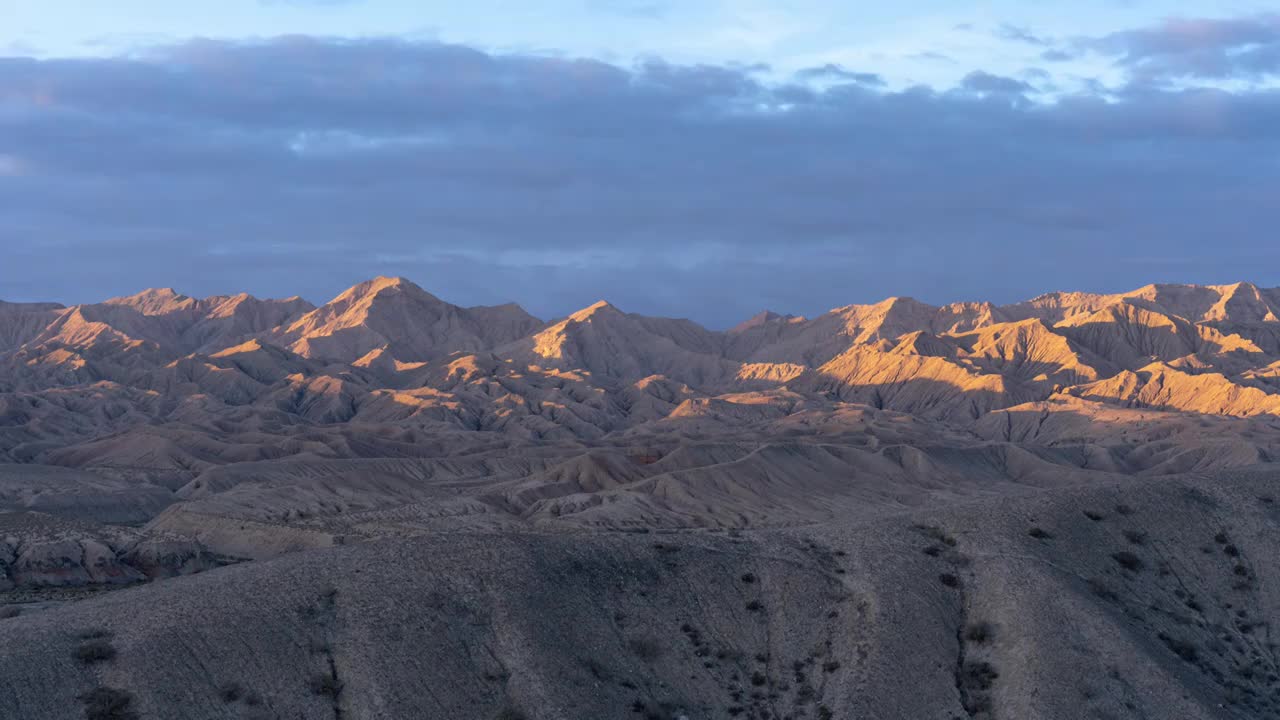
xmin=913 ymin=524 xmax=957 ymax=546
xmin=631 ymin=699 xmax=678 ymax=720
xmin=922 ymin=545 xmax=943 ymax=557
xmin=583 ymin=656 xmax=612 ymax=680
xmin=962 ymin=661 xmax=999 ymax=691
xmin=0 ymin=606 xmax=19 ymax=619
xmin=628 ymin=635 xmax=663 ymax=661
xmin=218 ymin=682 xmax=244 ymax=703
xmin=1087 ymin=578 xmax=1118 ymax=601
xmin=1111 ymin=551 xmax=1144 ymax=573
xmin=1115 ymin=504 xmax=1135 ymax=516
xmin=496 ymin=704 xmax=527 ymax=720
xmin=1083 ymin=510 xmax=1105 ymax=521
xmin=817 ymin=706 xmax=834 ymax=720
xmin=308 ymin=672 xmax=342 ymax=698
xmin=715 ymin=647 xmax=742 ymax=661
xmin=750 ymin=671 xmax=767 ymax=686
xmin=822 ymin=660 xmax=841 ymax=673
xmin=78 ymin=687 xmax=137 ymax=720
xmin=740 ymin=573 xmax=756 ymax=584
xmin=796 ymin=682 xmax=817 ymax=702
xmin=1214 ymin=532 xmax=1229 ymax=544
xmin=745 ymin=600 xmax=765 ymax=612
xmin=1158 ymin=633 xmax=1198 ymax=663
xmin=939 ymin=573 xmax=960 ymax=588
xmin=75 ymin=639 xmax=118 ymax=665
xmin=1028 ymin=527 xmax=1053 ymax=540
xmin=965 ymin=622 xmax=995 ymax=644
xmin=1224 ymin=544 xmax=1240 ymax=558
xmin=1122 ymin=530 xmax=1147 ymax=545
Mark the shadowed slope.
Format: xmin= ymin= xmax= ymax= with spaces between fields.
xmin=3 ymin=469 xmax=1279 ymax=719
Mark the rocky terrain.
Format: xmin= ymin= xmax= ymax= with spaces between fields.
xmin=2 ymin=278 xmax=1280 ymax=718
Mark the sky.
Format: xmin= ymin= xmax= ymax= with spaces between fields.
xmin=1 ymin=1 xmax=1279 ymax=326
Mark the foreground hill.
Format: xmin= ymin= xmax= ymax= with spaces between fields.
xmin=3 ymin=468 xmax=1279 ymax=719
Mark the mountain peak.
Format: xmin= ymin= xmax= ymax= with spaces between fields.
xmin=329 ymin=276 xmax=438 ymax=306
xmin=367 ymin=275 xmax=417 ymax=291
xmin=729 ymin=310 xmax=801 ymax=334
xmin=269 ymin=278 xmax=539 ymax=363
xmin=104 ymin=287 xmax=196 ymax=316
xmin=568 ymin=300 xmax=623 ymax=322
xmin=119 ymin=287 xmax=182 ymax=298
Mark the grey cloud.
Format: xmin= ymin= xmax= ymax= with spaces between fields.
xmin=793 ymin=64 xmax=885 ymax=86
xmin=909 ymin=51 xmax=954 ymax=63
xmin=960 ymin=71 xmax=1035 ymax=96
xmin=1082 ymin=14 xmax=1280 ymax=82
xmin=1040 ymin=48 xmax=1077 ymax=62
xmin=2 ymin=37 xmax=1279 ymax=326
xmin=996 ymin=24 xmax=1052 ymax=47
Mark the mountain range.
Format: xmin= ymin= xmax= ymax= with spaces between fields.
xmin=4 ymin=277 xmax=1280 ymax=467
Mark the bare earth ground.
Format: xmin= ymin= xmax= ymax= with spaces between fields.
xmin=3 ymin=279 xmax=1280 ymax=719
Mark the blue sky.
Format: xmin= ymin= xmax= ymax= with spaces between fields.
xmin=2 ymin=2 xmax=1279 ymax=324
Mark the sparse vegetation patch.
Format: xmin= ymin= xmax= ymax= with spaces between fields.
xmin=628 ymin=635 xmax=663 ymax=662
xmin=309 ymin=671 xmax=342 ymax=699
xmin=1111 ymin=551 xmax=1144 ymax=573
xmin=75 ymin=638 xmax=117 ymax=665
xmin=965 ymin=622 xmax=995 ymax=644
xmin=78 ymin=687 xmax=137 ymax=720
